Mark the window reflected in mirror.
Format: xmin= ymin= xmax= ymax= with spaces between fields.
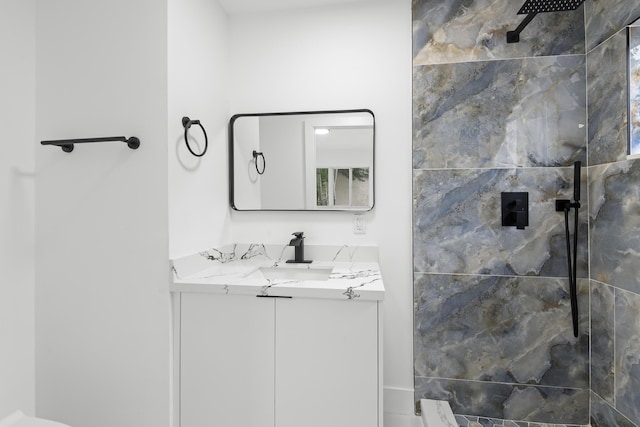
xmin=316 ymin=167 xmax=370 ymax=208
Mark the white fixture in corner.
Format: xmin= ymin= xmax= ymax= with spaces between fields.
xmin=420 ymin=399 xmax=457 ymax=427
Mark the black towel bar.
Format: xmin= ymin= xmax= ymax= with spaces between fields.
xmin=41 ymin=136 xmax=140 ymax=153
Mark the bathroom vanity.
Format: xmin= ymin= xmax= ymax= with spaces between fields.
xmin=171 ymin=244 xmax=384 ymax=427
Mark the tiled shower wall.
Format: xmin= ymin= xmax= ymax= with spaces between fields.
xmin=413 ymin=0 xmax=640 ymax=426
xmin=412 ymin=0 xmax=589 ymax=424
xmin=587 ymin=2 xmax=640 ymax=426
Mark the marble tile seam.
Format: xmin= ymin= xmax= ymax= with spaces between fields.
xmin=411 ymin=52 xmax=587 ymax=67
xmin=585 ymin=158 xmax=640 ymax=168
xmin=592 ymin=392 xmax=638 ymax=427
xmin=590 ymin=278 xmax=640 ymax=297
xmin=412 ymin=271 xmax=586 ymax=281
xmin=585 ymin=25 xmax=630 ymax=56
xmin=411 ymin=166 xmax=585 ymax=172
xmin=591 ymin=390 xmax=620 ymax=416
xmin=414 ymin=375 xmax=590 ymax=391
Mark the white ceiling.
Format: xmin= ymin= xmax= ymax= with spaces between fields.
xmin=217 ymin=0 xmax=385 ymax=15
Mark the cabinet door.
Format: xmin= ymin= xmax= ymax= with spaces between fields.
xmin=275 ymin=298 xmax=378 ymax=427
xmin=180 ymin=294 xmax=275 ymax=427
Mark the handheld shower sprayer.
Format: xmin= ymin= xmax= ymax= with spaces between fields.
xmin=556 ymin=161 xmax=581 ymax=337
xmin=573 ymin=161 xmax=581 ymax=203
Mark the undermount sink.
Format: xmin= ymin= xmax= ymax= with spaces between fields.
xmin=259 ymin=266 xmax=333 ymax=281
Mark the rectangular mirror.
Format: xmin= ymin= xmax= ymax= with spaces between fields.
xmin=229 ymin=109 xmax=375 ymax=211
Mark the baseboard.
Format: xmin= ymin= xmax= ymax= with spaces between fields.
xmin=384 ymin=412 xmax=423 ymax=427
xmin=384 ymin=386 xmax=416 ymax=416
xmin=383 ymin=387 xmax=423 ymax=427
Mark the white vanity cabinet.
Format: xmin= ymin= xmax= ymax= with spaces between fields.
xmin=275 ymin=297 xmax=380 ymax=427
xmin=177 ymin=293 xmax=381 ymax=427
xmin=179 ymin=293 xmax=276 ymax=427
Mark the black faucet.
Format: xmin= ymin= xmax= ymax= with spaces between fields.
xmin=286 ymin=232 xmax=312 ymax=263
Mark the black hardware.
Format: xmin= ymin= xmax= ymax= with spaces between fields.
xmin=501 ymin=192 xmax=529 ymax=230
xmin=507 ymin=0 xmax=586 ymax=43
xmin=182 ymin=116 xmax=208 ymax=157
xmin=252 ymin=150 xmax=266 ymax=175
xmin=286 ymin=232 xmax=312 ymax=264
xmin=573 ymin=160 xmax=581 ymax=202
xmin=256 ymin=295 xmax=293 ymax=299
xmin=506 ymin=13 xmax=537 ymax=43
xmin=556 ymin=161 xmax=581 ymax=337
xmin=41 ymin=136 xmax=140 ymax=153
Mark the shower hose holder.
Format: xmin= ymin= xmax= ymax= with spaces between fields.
xmin=555 ymin=199 xmax=580 ymax=212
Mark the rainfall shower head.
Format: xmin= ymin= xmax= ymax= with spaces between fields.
xmin=507 ymin=0 xmax=586 ymax=43
xmin=518 ymin=0 xmax=586 ymax=15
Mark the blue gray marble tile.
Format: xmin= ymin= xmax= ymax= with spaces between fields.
xmin=411 ymin=1 xmax=640 ymax=426
xmin=590 ymin=280 xmax=616 ymax=404
xmin=413 ymin=167 xmax=588 ymax=277
xmin=455 ymin=415 xmax=585 ymax=426
xmin=414 ymin=274 xmax=589 ymax=387
xmin=455 ymin=414 xmax=585 ymax=427
xmin=585 ymin=0 xmax=640 ymax=52
xmin=591 ymin=391 xmax=636 ymax=427
xmin=589 ymin=160 xmax=640 ymax=292
xmin=455 ymin=415 xmax=525 ymax=426
xmin=528 ymin=424 xmax=585 ymax=427
xmin=615 ymin=289 xmax=640 ymax=425
xmin=415 ymin=378 xmax=589 ymax=425
xmin=413 ymin=56 xmax=586 ymax=169
xmin=630 ymin=25 xmax=640 ymax=156
xmin=587 ymin=28 xmax=628 ymax=165
xmin=412 ymin=0 xmax=585 ymax=65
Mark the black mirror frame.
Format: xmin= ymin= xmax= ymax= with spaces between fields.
xmin=228 ymin=109 xmax=375 ymax=212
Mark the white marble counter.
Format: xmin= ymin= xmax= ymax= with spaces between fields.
xmin=171 ymin=244 xmax=385 ymax=301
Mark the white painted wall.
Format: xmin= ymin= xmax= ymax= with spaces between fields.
xmin=35 ymin=1 xmax=171 ymax=426
xmin=228 ymin=0 xmax=414 ymax=405
xmin=22 ymin=1 xmax=413 ymax=425
xmin=0 ymin=0 xmax=35 ymax=419
xmin=315 ymin=128 xmax=373 ymax=166
xmin=168 ymin=0 xmax=232 ymax=258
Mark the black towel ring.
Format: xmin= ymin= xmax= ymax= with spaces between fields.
xmin=182 ymin=116 xmax=208 ymax=157
xmin=253 ymin=150 xmax=266 ymax=175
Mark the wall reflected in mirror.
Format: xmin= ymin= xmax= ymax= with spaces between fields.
xmin=229 ymin=110 xmax=374 ymax=211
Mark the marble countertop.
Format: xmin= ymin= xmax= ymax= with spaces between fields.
xmin=171 ymin=244 xmax=385 ymax=301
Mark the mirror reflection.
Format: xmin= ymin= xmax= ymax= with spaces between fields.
xmin=229 ymin=110 xmax=375 ymax=211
